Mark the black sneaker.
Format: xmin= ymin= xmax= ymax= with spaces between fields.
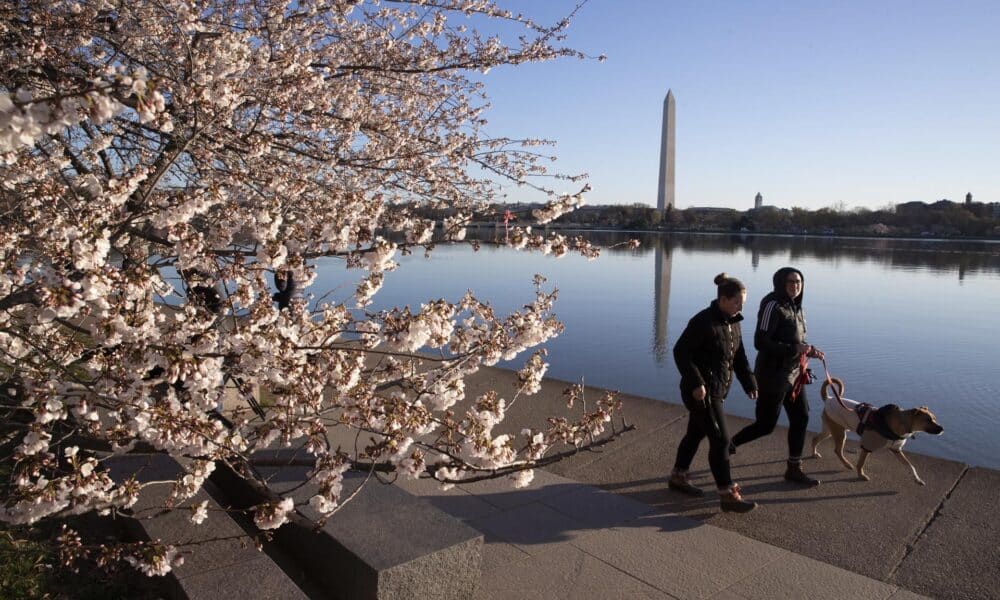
xmin=720 ymin=484 xmax=757 ymax=513
xmin=668 ymin=474 xmax=704 ymax=496
xmin=784 ymin=461 xmax=820 ymax=486
xmin=728 ymin=441 xmax=737 ymax=456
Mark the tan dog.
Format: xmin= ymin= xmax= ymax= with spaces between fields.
xmin=810 ymin=377 xmax=943 ymax=485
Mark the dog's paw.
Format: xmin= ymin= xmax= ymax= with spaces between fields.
xmin=811 ymin=450 xmax=822 ymax=459
xmin=915 ymin=478 xmax=926 ymax=486
xmin=858 ymin=473 xmax=871 ymax=482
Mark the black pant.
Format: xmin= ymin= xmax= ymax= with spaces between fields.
xmin=673 ymin=391 xmax=732 ymax=489
xmin=731 ymin=377 xmax=809 ymax=458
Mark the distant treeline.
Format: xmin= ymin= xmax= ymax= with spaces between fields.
xmin=459 ymin=229 xmax=1000 ymax=278
xmin=404 ymin=199 xmax=1000 ymax=239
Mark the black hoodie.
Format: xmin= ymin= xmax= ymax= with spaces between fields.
xmin=753 ymin=267 xmax=808 ymax=383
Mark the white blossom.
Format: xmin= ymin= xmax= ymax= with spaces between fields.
xmin=517 ymin=350 xmax=549 ymax=396
xmin=126 ymin=545 xmax=183 ymax=577
xmin=18 ymin=428 xmax=52 ymax=456
xmin=309 ymin=494 xmax=336 ymax=514
xmin=511 ymin=469 xmax=534 ymax=488
xmin=532 ymin=189 xmax=587 ymax=225
xmin=254 ymin=497 xmax=295 ymax=530
xmin=189 ymin=500 xmax=209 ymax=525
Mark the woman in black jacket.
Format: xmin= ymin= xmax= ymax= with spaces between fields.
xmin=670 ymin=273 xmax=758 ymax=513
xmin=729 ymin=266 xmax=824 ymax=486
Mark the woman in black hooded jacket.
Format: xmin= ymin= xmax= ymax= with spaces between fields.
xmin=669 ymin=273 xmax=758 ymax=512
xmin=730 ymin=266 xmax=824 ymax=485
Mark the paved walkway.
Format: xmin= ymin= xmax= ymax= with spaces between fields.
xmin=396 ymin=468 xmax=927 ymax=600
xmin=434 ymin=366 xmax=998 ymax=600
xmin=227 ymin=364 xmax=997 ymax=599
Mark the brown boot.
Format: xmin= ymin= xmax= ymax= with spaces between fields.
xmin=784 ymin=461 xmax=820 ymax=486
xmin=668 ymin=473 xmax=704 ymax=496
xmin=719 ymin=484 xmax=757 ymax=513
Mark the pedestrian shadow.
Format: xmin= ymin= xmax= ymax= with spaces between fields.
xmin=403 ymin=478 xmax=708 ymax=551
xmin=413 ymin=473 xmax=902 ymax=559
xmin=715 ymin=458 xmax=785 ymax=468
xmin=720 ymin=467 xmax=849 ymax=483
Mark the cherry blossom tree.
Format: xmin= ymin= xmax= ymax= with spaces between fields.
xmin=1 ymin=0 xmax=632 ymax=575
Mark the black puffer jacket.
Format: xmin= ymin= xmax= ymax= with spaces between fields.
xmin=754 ymin=267 xmax=808 ymax=384
xmin=674 ymin=300 xmax=757 ymax=401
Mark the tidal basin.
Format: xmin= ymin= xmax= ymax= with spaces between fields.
xmin=315 ymin=231 xmax=1000 ymax=469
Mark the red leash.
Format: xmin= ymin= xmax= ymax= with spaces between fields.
xmin=819 ymin=355 xmax=851 ymax=411
xmin=789 ymin=353 xmax=811 ymax=402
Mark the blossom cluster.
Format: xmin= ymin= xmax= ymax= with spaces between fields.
xmin=517 ymin=350 xmax=550 ymax=396
xmin=125 ymin=543 xmax=185 ymax=577
xmin=532 ymin=187 xmax=590 ymax=225
xmin=254 ymin=497 xmax=295 ymax=530
xmin=307 ymin=455 xmax=351 ymax=515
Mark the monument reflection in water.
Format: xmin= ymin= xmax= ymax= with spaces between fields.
xmin=312 ymin=231 xmax=1000 ymax=469
xmin=652 ymin=240 xmax=672 ymax=364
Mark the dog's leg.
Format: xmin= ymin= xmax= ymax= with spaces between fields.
xmin=832 ymin=423 xmax=853 ymax=470
xmin=856 ymin=449 xmax=871 ymax=481
xmin=811 ymin=412 xmax=834 ymax=458
xmin=891 ymin=449 xmax=925 ymax=485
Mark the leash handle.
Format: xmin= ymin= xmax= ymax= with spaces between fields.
xmin=789 ymin=352 xmax=811 ymax=402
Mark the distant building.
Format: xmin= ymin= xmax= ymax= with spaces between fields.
xmin=688 ymin=207 xmax=735 ymax=214
xmin=754 ymin=192 xmax=763 ymax=210
xmin=896 ymin=201 xmax=927 ymax=213
xmin=966 ymin=192 xmax=973 ymax=205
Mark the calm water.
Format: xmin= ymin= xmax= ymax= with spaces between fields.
xmin=313 ymin=231 xmax=1000 ymax=469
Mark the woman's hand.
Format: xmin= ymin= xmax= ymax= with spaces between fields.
xmin=748 ymin=389 xmax=758 ymax=400
xmin=693 ymin=385 xmax=706 ymax=401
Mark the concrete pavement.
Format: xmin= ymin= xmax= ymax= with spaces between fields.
xmin=221 ymin=363 xmax=995 ymax=599
xmin=436 ymin=366 xmax=997 ymax=600
xmin=394 ymin=466 xmax=928 ymax=600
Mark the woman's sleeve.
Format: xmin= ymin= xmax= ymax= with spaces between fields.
xmin=754 ymin=299 xmax=797 ymax=357
xmin=734 ymin=335 xmax=757 ymax=393
xmin=673 ymin=317 xmax=706 ymax=388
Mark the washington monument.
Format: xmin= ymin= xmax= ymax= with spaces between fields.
xmin=657 ymin=89 xmax=676 ymax=210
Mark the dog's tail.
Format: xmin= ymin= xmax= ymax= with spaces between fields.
xmin=821 ymin=376 xmax=845 ymax=402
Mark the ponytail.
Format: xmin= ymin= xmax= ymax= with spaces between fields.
xmin=714 ymin=272 xmax=746 ymax=299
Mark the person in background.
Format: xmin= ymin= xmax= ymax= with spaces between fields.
xmin=729 ymin=266 xmax=824 ymax=486
xmin=670 ymin=273 xmax=759 ymax=513
xmin=273 ymin=269 xmax=297 ymax=310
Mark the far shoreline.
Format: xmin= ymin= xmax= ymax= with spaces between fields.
xmin=493 ymin=224 xmax=1000 ymax=244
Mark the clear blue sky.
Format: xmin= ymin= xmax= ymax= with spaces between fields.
xmin=479 ymin=0 xmax=1000 ymax=210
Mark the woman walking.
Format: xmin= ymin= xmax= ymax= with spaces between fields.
xmin=729 ymin=267 xmax=823 ymax=486
xmin=670 ymin=273 xmax=759 ymax=513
